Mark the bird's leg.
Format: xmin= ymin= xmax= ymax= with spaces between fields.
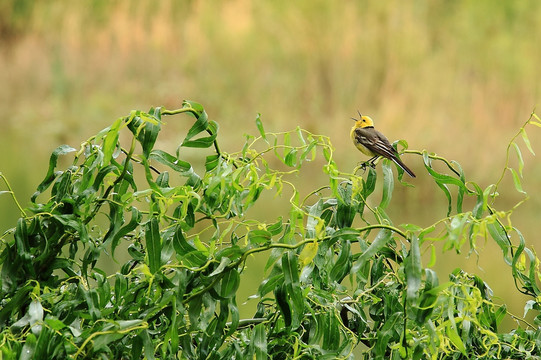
xmin=367 ymin=156 xmax=378 ymax=168
xmin=359 ymin=156 xmax=378 ymax=170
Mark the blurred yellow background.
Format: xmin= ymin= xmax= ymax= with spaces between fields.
xmin=2 ymin=0 xmax=541 ymax=329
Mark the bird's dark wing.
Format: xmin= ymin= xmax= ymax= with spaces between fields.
xmin=354 ymin=127 xmax=397 ymax=158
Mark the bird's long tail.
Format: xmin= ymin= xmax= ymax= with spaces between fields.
xmin=391 ymin=156 xmax=416 ymax=178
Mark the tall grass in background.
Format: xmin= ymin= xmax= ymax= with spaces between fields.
xmin=1 ymin=0 xmax=541 ymax=329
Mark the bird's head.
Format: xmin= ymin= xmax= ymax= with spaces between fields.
xmin=351 ymin=111 xmax=374 ymax=128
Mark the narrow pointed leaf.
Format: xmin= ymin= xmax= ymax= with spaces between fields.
xmin=103 ymin=118 xmax=122 ymax=166
xmin=255 ymin=113 xmax=266 ymax=140
xmin=405 ymin=234 xmax=422 ymax=302
xmin=149 ymin=150 xmax=192 ymax=172
xmin=31 ymin=145 xmax=76 ymax=201
xmin=380 ymin=161 xmax=394 ymax=209
xmin=145 ymin=218 xmax=162 ymax=273
xmin=487 ymin=221 xmax=511 ymax=265
xmin=509 ymin=168 xmax=525 ymax=194
xmin=520 ymin=128 xmax=535 ymax=155
xmin=352 ymin=228 xmax=392 ymax=273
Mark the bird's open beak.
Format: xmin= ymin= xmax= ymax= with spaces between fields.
xmin=351 ymin=110 xmax=362 ymax=121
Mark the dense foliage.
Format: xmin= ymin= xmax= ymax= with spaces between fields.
xmin=1 ymin=101 xmax=540 ymax=359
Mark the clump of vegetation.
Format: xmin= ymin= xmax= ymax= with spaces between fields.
xmin=1 ymin=101 xmax=540 ymax=359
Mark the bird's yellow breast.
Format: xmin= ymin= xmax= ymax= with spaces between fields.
xmin=350 ymin=126 xmax=375 ymax=157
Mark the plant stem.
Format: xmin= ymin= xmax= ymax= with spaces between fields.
xmin=0 ymin=173 xmax=27 ymax=217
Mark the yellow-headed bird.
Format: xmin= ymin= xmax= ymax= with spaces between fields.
xmin=350 ymin=112 xmax=416 ymax=177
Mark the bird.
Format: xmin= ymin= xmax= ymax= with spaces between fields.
xmin=350 ymin=111 xmax=416 ymax=178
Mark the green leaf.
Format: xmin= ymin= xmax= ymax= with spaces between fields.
xmin=139 ymin=115 xmax=161 ymax=158
xmin=181 ymin=134 xmax=217 ymax=148
xmin=44 ymin=317 xmax=66 ymax=331
xmin=443 ymin=214 xmax=469 ymax=252
xmin=524 ymin=247 xmax=540 ymax=296
xmin=103 ymin=117 xmax=122 ymax=166
xmin=33 ymin=327 xmax=52 ymax=358
xmin=205 ymin=154 xmax=220 ymax=172
xmin=352 ymin=228 xmax=392 ymax=274
xmin=267 ymin=217 xmax=284 ymax=236
xmin=156 ymin=171 xmax=169 ymax=188
xmin=255 ymin=113 xmax=267 ymax=141
xmin=423 ymin=152 xmax=468 ymax=189
xmin=27 ymin=299 xmax=44 ymax=334
xmin=251 ymin=323 xmax=268 ymax=360
xmin=426 ymin=243 xmax=437 ymax=267
xmin=184 ymin=103 xmax=208 ymax=140
xmin=323 ymin=145 xmax=332 ymax=162
xmin=140 ymin=329 xmax=156 ymax=360
xmin=259 ymin=273 xmax=284 ymax=297
xmin=299 ymin=140 xmax=317 ymax=163
xmin=523 ymin=300 xmax=536 ymax=318
xmin=109 ymin=208 xmax=142 ymax=258
xmin=220 ymin=269 xmax=240 ymax=298
xmin=149 ymin=150 xmax=192 ymax=173
xmin=436 ymin=181 xmax=453 ymax=216
xmin=451 ymin=160 xmax=466 ymax=213
xmin=52 ymin=170 xmax=72 ymax=202
xmin=281 ymin=252 xmax=303 ymax=328
xmin=274 ymin=284 xmax=291 ymax=327
xmin=494 ymin=304 xmax=507 ymax=326
xmin=31 ymin=145 xmax=76 ymax=202
xmin=422 ymin=151 xmax=468 ymax=215
xmin=209 ymin=257 xmax=231 ymax=277
xmin=299 ymin=241 xmax=318 ymax=268
xmin=511 ymin=142 xmax=525 ymax=177
xmin=509 ymin=168 xmax=525 ymax=194
xmin=322 ymin=311 xmax=341 ymax=350
xmin=446 ymin=318 xmax=467 ymax=355
xmin=226 ymin=300 xmax=240 ymax=338
xmin=405 ymin=235 xmax=422 ymax=303
xmin=425 ymin=268 xmax=438 ymax=290
xmin=416 ymin=281 xmax=452 ymax=324
xmin=92 ymin=320 xmax=145 ymax=352
xmin=80 ymin=285 xmax=101 ymax=320
xmin=164 ymin=299 xmax=179 ymax=355
xmin=283 ymin=131 xmax=291 ymax=147
xmin=329 ymin=239 xmax=351 ymax=283
xmin=182 ymin=99 xmax=205 ymax=115
xmin=487 ymin=221 xmax=511 ymax=265
xmin=362 ymin=167 xmax=377 ymax=198
xmin=306 ymin=199 xmax=323 ymax=236
xmin=379 ymin=160 xmax=394 ymax=209
xmin=145 ymin=218 xmax=162 ymax=274
xmin=521 ymin=128 xmax=535 ymax=155
xmin=295 ymin=126 xmax=306 ymax=145
xmin=248 ymin=229 xmax=272 ymax=245
xmin=284 ymin=148 xmax=298 ymax=167
xmin=20 ymin=333 xmax=37 ymax=360
xmin=14 ymin=218 xmax=31 ymax=266
xmin=470 ymin=181 xmax=485 ymax=219
xmin=181 ymin=109 xmax=217 ymax=148
xmin=90 ymin=164 xmax=117 ymax=191
xmin=374 ymin=312 xmax=401 ymax=355
xmin=172 ymin=227 xmax=208 ymax=267
xmin=336 ymin=184 xmax=356 ymax=228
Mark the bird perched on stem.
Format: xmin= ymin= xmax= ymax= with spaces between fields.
xmin=350 ymin=111 xmax=416 ymax=178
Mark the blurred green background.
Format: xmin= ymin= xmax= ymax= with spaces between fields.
xmin=2 ymin=0 xmax=541 ymax=329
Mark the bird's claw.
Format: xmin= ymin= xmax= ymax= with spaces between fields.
xmin=354 ymin=161 xmax=376 ymax=175
xmin=359 ymin=161 xmax=376 ymax=170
